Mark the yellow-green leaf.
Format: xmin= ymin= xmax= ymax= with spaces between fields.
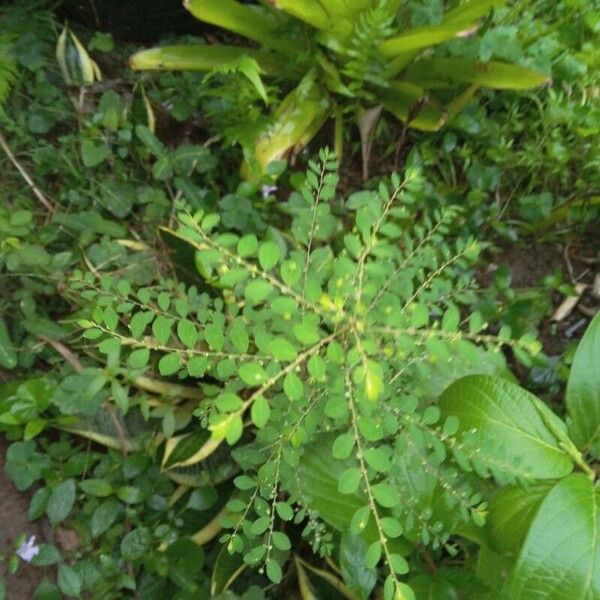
xmin=130 ymin=44 xmax=284 ymax=75
xmin=405 ymin=58 xmax=550 ymax=90
xmin=379 ymin=23 xmax=480 ymax=57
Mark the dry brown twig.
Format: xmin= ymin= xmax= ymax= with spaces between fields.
xmin=0 ymin=131 xmax=55 ymax=212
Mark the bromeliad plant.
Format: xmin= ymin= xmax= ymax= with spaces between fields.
xmin=130 ymin=0 xmax=549 ymax=178
xmin=72 ymin=150 xmax=546 ymax=598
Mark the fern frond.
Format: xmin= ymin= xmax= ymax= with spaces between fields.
xmin=0 ymin=35 xmax=18 ymax=107
xmin=341 ymin=0 xmax=397 ymax=98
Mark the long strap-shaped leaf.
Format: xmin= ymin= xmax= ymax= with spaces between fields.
xmin=443 ymin=0 xmax=507 ymax=24
xmin=130 ymin=44 xmax=285 ymax=76
xmin=405 ymin=58 xmax=550 ymax=90
xmin=380 ymin=82 xmax=446 ymax=131
xmin=243 ymin=71 xmax=331 ymax=177
xmin=185 ymin=0 xmax=299 ymax=56
xmin=379 ymin=22 xmax=480 ymax=57
xmin=383 ymin=0 xmax=507 ymax=74
xmin=273 ymin=0 xmax=331 ymax=30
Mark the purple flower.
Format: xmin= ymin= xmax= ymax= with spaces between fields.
xmin=261 ymin=185 xmax=278 ymax=199
xmin=16 ymin=535 xmax=40 ymax=563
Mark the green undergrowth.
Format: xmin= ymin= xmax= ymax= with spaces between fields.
xmin=0 ymin=2 xmax=599 ymax=600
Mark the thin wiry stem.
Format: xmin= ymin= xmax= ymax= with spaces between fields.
xmin=345 ymin=368 xmax=400 ymax=591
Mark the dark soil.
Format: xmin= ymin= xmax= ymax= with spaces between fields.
xmin=485 ymin=233 xmax=599 ymax=356
xmin=0 ymin=437 xmax=49 ymax=599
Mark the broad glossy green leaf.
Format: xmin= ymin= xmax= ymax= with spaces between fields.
xmin=405 ymin=58 xmax=550 ymax=90
xmin=291 ymin=444 xmax=411 ymax=555
xmin=485 ymin=483 xmax=554 ymax=555
xmin=566 ymin=311 xmax=600 ymax=452
xmin=130 ymin=44 xmax=284 ymax=75
xmin=409 ymin=566 xmax=487 ymax=600
xmin=510 ymin=474 xmax=600 ymax=599
xmin=439 ymin=375 xmax=573 ymax=479
xmin=340 ymin=534 xmax=377 ymax=600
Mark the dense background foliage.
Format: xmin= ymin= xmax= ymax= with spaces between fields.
xmin=0 ymin=1 xmax=598 ymax=599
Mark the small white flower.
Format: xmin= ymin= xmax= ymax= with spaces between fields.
xmin=16 ymin=535 xmax=40 ymax=563
xmin=261 ymin=184 xmax=278 ymax=199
